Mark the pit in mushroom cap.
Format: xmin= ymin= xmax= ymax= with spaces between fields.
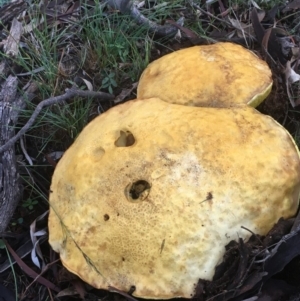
xmin=48 ymin=98 xmax=300 ymax=299
xmin=137 ymin=43 xmax=273 ymax=108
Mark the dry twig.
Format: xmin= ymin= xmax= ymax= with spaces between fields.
xmin=107 ymin=0 xmax=180 ymax=37
xmin=0 ymin=88 xmax=114 ymax=154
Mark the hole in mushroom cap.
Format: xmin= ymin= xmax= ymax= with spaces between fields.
xmin=93 ymin=147 xmax=105 ymax=158
xmin=115 ymin=130 xmax=135 ymax=147
xmin=128 ymin=286 xmax=136 ymax=294
xmin=125 ymin=180 xmax=151 ymax=202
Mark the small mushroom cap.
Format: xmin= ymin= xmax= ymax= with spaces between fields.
xmin=137 ymin=43 xmax=273 ymax=108
xmin=48 ymin=98 xmax=300 ymax=299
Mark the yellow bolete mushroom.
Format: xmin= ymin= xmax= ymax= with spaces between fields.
xmin=48 ymin=98 xmax=300 ymax=299
xmin=137 ymin=43 xmax=273 ymax=108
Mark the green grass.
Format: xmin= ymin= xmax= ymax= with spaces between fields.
xmin=0 ymin=240 xmax=18 ymax=301
xmin=18 ymin=97 xmax=94 ymax=155
xmin=12 ymin=2 xmax=158 ymax=153
xmin=82 ymin=9 xmax=152 ymax=83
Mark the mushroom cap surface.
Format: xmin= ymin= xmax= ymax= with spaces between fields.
xmin=137 ymin=43 xmax=273 ymax=108
xmin=48 ymin=98 xmax=300 ymax=299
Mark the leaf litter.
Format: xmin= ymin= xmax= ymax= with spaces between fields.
xmin=1 ymin=0 xmax=300 ymax=300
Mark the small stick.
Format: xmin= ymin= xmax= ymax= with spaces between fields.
xmin=0 ymin=88 xmax=114 ymax=154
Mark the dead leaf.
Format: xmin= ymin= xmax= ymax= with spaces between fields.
xmin=81 ymin=78 xmax=93 ymax=91
xmin=227 ymin=17 xmax=254 ymax=38
xmin=30 ymin=211 xmax=49 ymax=269
xmin=264 ymin=224 xmax=300 ymax=277
xmin=251 ymin=8 xmax=265 ymax=44
xmin=56 ymin=287 xmax=81 ymax=298
xmin=0 ymin=236 xmax=32 ymax=273
xmin=114 ymin=82 xmax=138 ymax=104
xmin=70 ymin=279 xmax=87 ymax=299
xmin=282 ymin=0 xmax=300 ymax=13
xmin=165 ymin=19 xmax=199 ymax=41
xmin=284 ymin=60 xmax=300 ymax=107
xmin=44 ymin=151 xmax=64 ymax=167
xmin=3 ymin=239 xmax=60 ymax=292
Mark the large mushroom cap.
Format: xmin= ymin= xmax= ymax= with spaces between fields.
xmin=48 ymin=98 xmax=300 ymax=299
xmin=137 ymin=43 xmax=273 ymax=108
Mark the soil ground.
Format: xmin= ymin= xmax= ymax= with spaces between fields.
xmin=1 ymin=1 xmax=300 ymax=300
